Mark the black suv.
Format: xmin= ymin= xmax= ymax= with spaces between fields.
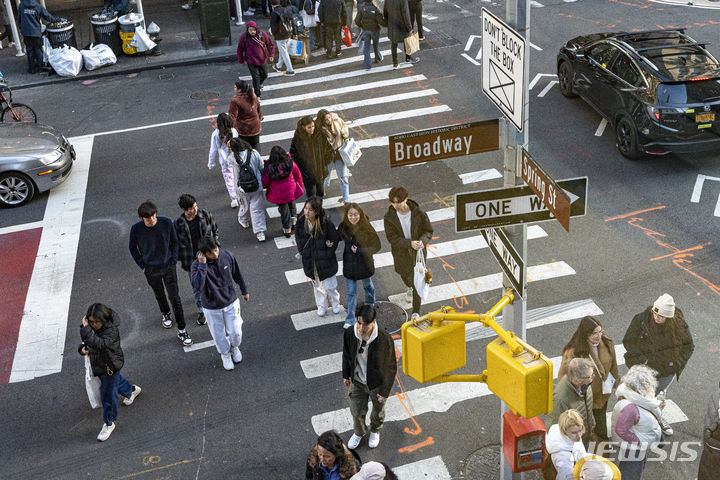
xmin=557 ymin=29 xmax=720 ymax=159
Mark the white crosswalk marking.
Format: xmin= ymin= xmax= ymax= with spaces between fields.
xmin=260 ymin=75 xmax=427 ymax=106
xmin=261 ymin=89 xmax=439 ymax=123
xmin=285 ymin=225 xmax=549 ymax=285
xmin=394 ymin=456 xmax=450 ymax=480
xmin=459 ymin=168 xmax=503 ymax=184
xmin=267 ymin=188 xmax=391 ymax=218
xmin=261 ymin=105 xmax=452 ymax=144
xmin=299 ymin=298 xmax=603 ymax=378
xmin=260 ymin=61 xmax=411 ymax=91
xmin=310 ymin=346 xmax=628 ymax=435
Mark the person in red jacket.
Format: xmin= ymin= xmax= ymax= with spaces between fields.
xmin=236 ymin=21 xmax=275 ymax=98
xmin=262 ymin=146 xmax=304 ymax=237
xmin=228 ymin=79 xmax=264 ymax=152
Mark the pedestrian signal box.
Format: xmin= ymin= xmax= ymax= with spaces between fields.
xmin=486 ymin=337 xmax=553 ymax=418
xmin=401 ymin=319 xmax=466 ymax=383
xmin=502 ymin=411 xmax=546 ymax=473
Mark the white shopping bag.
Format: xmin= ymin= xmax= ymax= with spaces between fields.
xmin=81 ymin=43 xmax=117 ymax=71
xmin=287 ymin=38 xmax=304 ymax=56
xmin=338 ymin=137 xmax=362 ymax=167
xmin=413 ymin=248 xmax=430 ymax=302
xmin=84 ymin=356 xmax=102 ymax=409
xmin=48 ymin=45 xmax=83 ymax=77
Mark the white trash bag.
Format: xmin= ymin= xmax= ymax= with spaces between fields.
xmin=131 ymin=26 xmax=157 ymax=52
xmin=48 ymin=45 xmax=83 ymax=77
xmin=81 ymin=43 xmax=117 ymax=71
xmin=84 ymin=356 xmax=102 ymax=409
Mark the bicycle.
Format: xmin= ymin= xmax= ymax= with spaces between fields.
xmin=0 ymin=72 xmax=37 ymax=123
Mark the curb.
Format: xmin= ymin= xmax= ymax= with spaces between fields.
xmin=12 ymin=52 xmax=236 ymax=91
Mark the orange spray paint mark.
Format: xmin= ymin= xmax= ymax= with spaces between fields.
xmin=398 ymin=437 xmax=435 ymax=453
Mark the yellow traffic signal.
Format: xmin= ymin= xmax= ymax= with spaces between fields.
xmin=401 ymin=319 xmax=466 ymax=383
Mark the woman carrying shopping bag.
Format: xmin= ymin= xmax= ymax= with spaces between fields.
xmin=230 ymin=138 xmax=268 ymax=242
xmin=295 ymin=196 xmax=341 ymax=317
xmin=262 ymin=145 xmax=304 ymax=237
xmin=228 ymin=79 xmax=263 ymax=152
xmin=316 ymin=108 xmax=350 ymax=205
xmin=208 ymin=113 xmax=240 ymax=208
xmin=337 ymin=202 xmax=381 ymax=328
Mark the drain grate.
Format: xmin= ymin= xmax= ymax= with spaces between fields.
xmin=418 ymin=31 xmax=461 ymax=51
xmin=190 ymin=91 xmax=221 ymax=100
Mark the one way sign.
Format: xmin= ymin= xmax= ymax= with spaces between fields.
xmin=455 ymin=177 xmax=588 ymax=232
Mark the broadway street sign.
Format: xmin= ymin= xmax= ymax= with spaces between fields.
xmin=389 ymin=119 xmax=499 ymax=168
xmin=481 ymin=227 xmax=525 ymax=297
xmin=455 ymin=177 xmax=588 ymax=232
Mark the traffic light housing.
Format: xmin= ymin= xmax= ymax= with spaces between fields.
xmin=401 ymin=319 xmax=466 ymax=383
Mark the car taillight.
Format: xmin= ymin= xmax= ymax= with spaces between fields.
xmin=690 ymin=76 xmax=712 ymax=81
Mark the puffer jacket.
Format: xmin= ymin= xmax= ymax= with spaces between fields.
xmin=337 ymin=221 xmax=381 ymax=280
xmin=295 ymin=215 xmax=339 ymax=281
xmin=80 ymin=317 xmax=124 ymax=377
xmin=611 ymin=383 xmax=663 ymax=454
xmin=544 ymin=423 xmax=587 ymax=480
xmin=305 ymin=444 xmax=361 ymax=480
xmin=261 ymin=158 xmax=304 ymax=204
xmin=289 ymin=125 xmax=332 ymax=187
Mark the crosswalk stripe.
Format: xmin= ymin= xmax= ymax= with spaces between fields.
xmin=285 ymin=225 xmax=549 ymax=285
xmin=299 ymin=298 xmax=602 ymax=378
xmin=291 ymin=307 xmax=349 ymax=332
xmin=311 ymin=36 xmax=391 ymax=57
xmin=309 ymin=345 xmax=627 ymax=435
xmin=267 ymin=187 xmax=391 ymax=218
xmin=394 ymin=456 xmax=450 ymax=480
xmin=260 ymin=75 xmax=427 ymax=106
xmin=387 ymin=261 xmax=575 ymax=305
xmin=239 ymin=48 xmax=396 ymax=82
xmin=459 ymin=168 xmax=503 ymax=184
xmin=260 ymin=60 xmax=411 ymax=92
xmin=261 ymin=105 xmax=452 ymax=144
xmin=261 ymin=89 xmax=439 ymax=123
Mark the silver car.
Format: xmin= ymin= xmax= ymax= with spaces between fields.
xmin=0 ymin=123 xmax=75 ymax=207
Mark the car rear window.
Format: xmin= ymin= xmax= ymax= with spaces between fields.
xmin=656 ymin=80 xmax=720 ymax=105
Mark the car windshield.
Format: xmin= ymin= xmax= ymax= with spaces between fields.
xmin=657 ymin=80 xmax=720 ymax=105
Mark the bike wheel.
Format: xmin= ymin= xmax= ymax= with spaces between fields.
xmin=1 ymin=104 xmax=37 ymax=123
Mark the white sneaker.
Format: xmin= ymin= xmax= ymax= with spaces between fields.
xmin=405 ymin=287 xmax=413 ymax=303
xmin=181 ymin=3 xmax=192 ymax=10
xmin=97 ymin=422 xmax=115 ymax=442
xmin=317 ymin=306 xmax=326 ymax=317
xmin=368 ymin=432 xmax=380 ymax=448
xmin=239 ymin=220 xmax=249 ymax=228
xmin=243 ymin=9 xmax=255 ymax=15
xmin=661 ymin=419 xmax=674 ymax=436
xmin=230 ymin=199 xmax=239 ymax=208
xmin=231 ymin=346 xmax=243 ymax=364
xmin=256 ymin=232 xmax=266 ymax=242
xmin=347 ymin=433 xmax=362 ymax=449
xmin=332 ymin=304 xmax=340 ymax=314
xmin=221 ymin=352 xmax=234 ymax=371
xmin=122 ymin=385 xmax=142 ymax=406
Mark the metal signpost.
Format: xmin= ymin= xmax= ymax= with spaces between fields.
xmin=455 ymin=177 xmax=588 ymax=231
xmin=521 ymin=149 xmax=571 ymax=231
xmin=388 ymin=119 xmax=500 ymax=168
xmin=481 ymin=227 xmax=525 ymax=297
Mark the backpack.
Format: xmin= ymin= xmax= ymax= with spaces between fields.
xmin=279 ymin=8 xmax=295 ymax=36
xmin=292 ymin=13 xmax=305 ymax=34
xmin=303 ymin=0 xmax=315 ymax=15
xmin=237 ymin=151 xmax=259 ymax=193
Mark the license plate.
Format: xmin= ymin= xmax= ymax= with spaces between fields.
xmin=696 ymin=112 xmax=715 ymax=122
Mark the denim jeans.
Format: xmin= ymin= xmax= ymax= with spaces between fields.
xmin=100 ymin=371 xmax=133 ymax=426
xmin=345 ymin=277 xmax=375 ymax=324
xmin=275 ymin=38 xmax=294 ymax=73
xmin=309 ymin=27 xmax=317 ymax=50
xmin=361 ymin=29 xmax=382 ymax=69
xmin=325 ymin=158 xmax=349 ymax=203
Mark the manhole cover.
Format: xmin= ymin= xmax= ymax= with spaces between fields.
xmin=419 ymin=31 xmax=461 ymax=51
xmin=465 ymin=445 xmax=543 ymax=479
xmin=190 ymin=91 xmax=221 ymax=100
xmin=374 ymin=300 xmax=408 ymax=334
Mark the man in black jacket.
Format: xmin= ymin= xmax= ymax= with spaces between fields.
xmin=18 ymin=0 xmax=62 ymax=73
xmin=129 ymin=201 xmax=193 ymax=346
xmin=355 ymin=0 xmax=384 ymax=69
xmin=174 ymin=194 xmax=218 ymax=327
xmin=383 ymin=186 xmax=432 ymax=318
xmin=318 ymin=0 xmax=346 ymax=58
xmin=383 ymin=0 xmax=419 ymax=68
xmin=342 ymin=304 xmax=397 ymax=449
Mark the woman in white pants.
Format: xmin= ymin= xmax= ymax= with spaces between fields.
xmin=208 ymin=113 xmax=240 ymax=208
xmin=230 ymin=138 xmax=268 ymax=242
xmin=295 ymin=196 xmax=341 ymax=316
xmin=190 ymin=237 xmax=250 ymax=371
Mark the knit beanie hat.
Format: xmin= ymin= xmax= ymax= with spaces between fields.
xmin=350 ymin=461 xmax=386 ymax=480
xmin=653 ymin=293 xmax=675 ymax=318
xmin=579 ymin=459 xmax=613 ymax=480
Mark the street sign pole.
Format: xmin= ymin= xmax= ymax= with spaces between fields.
xmin=501 ymin=1 xmax=530 ymax=479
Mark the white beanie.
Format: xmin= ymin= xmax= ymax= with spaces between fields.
xmin=653 ymin=293 xmax=675 ymax=318
xmin=579 ymin=459 xmax=613 ymax=480
xmin=350 ymin=461 xmax=386 ymax=480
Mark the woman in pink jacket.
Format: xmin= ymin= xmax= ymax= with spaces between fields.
xmin=262 ymin=146 xmax=304 ymax=237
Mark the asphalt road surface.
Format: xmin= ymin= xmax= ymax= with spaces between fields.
xmin=1 ymin=1 xmax=719 ymax=479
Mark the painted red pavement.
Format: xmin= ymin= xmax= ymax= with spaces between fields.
xmin=0 ymin=228 xmax=42 ymax=384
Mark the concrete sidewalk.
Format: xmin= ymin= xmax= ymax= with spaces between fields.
xmin=0 ymin=2 xmax=267 ymax=90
